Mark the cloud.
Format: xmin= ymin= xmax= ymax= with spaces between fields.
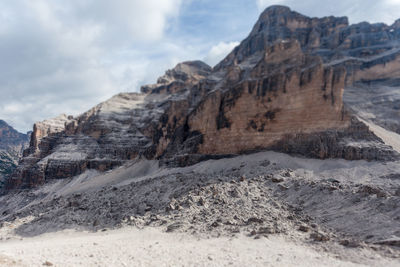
xmin=0 ymin=0 xmax=184 ymax=132
xmin=72 ymin=0 xmax=182 ymax=44
xmin=204 ymin=41 xmax=240 ymax=67
xmin=256 ymin=0 xmax=400 ymax=25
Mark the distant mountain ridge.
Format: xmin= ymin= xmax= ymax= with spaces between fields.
xmin=6 ymin=5 xmax=400 ymax=190
xmin=0 ymin=120 xmax=29 ymax=150
xmin=0 ymin=120 xmax=29 ymax=187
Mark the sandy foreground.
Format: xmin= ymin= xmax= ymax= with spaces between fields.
xmin=0 ymin=151 xmax=399 ymax=266
xmin=0 ymin=226 xmax=397 ymax=267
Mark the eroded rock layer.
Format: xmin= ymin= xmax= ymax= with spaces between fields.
xmin=6 ymin=5 xmax=400 ymax=189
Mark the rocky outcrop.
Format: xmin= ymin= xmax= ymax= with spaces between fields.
xmin=6 ymin=5 xmax=400 ymax=190
xmin=24 ymin=114 xmax=74 ymax=156
xmin=141 ymin=61 xmax=212 ymax=94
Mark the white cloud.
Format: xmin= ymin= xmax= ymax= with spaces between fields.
xmin=256 ymin=0 xmax=400 ymax=25
xmin=204 ymin=41 xmax=240 ymax=67
xmin=256 ymin=0 xmax=285 ymax=9
xmin=72 ymin=0 xmax=182 ymax=44
xmin=0 ymin=0 xmax=184 ymax=132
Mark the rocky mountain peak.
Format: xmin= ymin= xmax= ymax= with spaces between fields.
xmin=251 ymin=5 xmax=349 ymax=40
xmin=215 ymin=6 xmax=349 ymax=70
xmin=141 ymin=60 xmax=211 ymax=94
xmin=251 ymin=5 xmax=306 ymax=33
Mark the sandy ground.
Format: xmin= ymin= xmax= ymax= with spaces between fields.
xmin=0 ymin=226 xmax=398 ymax=267
xmin=0 ymin=151 xmax=399 ymax=266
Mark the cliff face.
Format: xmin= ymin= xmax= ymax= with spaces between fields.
xmin=6 ymin=5 xmax=400 ymax=189
xmin=0 ymin=120 xmax=29 ymax=187
xmin=188 ymin=41 xmax=348 ymax=155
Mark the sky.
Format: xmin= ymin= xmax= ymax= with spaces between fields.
xmin=1 ymin=0 xmax=400 ymax=132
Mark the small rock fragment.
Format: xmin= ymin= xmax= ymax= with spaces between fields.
xmin=271 ymin=177 xmax=284 ymax=183
xmin=310 ymin=232 xmax=330 ymax=242
xmin=278 ymin=184 xmax=288 ymax=191
xmin=357 ymin=185 xmax=387 ymax=198
xmin=247 ymin=217 xmax=264 ymax=224
xmin=258 ymin=227 xmax=274 ymax=234
xmin=198 ymin=197 xmax=206 ymax=206
xmin=374 ymin=237 xmax=400 ymax=247
xmin=327 ymin=178 xmax=340 ymax=184
xmin=340 ymin=239 xmax=360 ymax=248
xmin=211 ymin=221 xmax=219 ymax=227
xmin=298 ymin=225 xmax=309 ymax=232
xmin=166 ymin=223 xmax=182 ymax=232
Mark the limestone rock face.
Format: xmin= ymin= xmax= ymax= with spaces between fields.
xmin=187 ymin=41 xmax=348 ymax=155
xmin=6 ymin=6 xmax=400 ymax=189
xmin=26 ymin=114 xmax=74 ymax=156
xmin=141 ymin=61 xmax=212 ymax=94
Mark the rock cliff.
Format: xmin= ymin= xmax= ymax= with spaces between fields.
xmin=6 ymin=5 xmax=400 ymax=189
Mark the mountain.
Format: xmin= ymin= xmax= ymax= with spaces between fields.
xmin=0 ymin=120 xmax=29 ymax=187
xmin=0 ymin=6 xmax=399 ymax=265
xmin=0 ymin=120 xmax=29 ymax=151
xmin=6 ymin=5 xmax=400 ymax=190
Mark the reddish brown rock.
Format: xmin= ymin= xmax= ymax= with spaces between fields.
xmin=187 ymin=41 xmax=348 ymax=155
